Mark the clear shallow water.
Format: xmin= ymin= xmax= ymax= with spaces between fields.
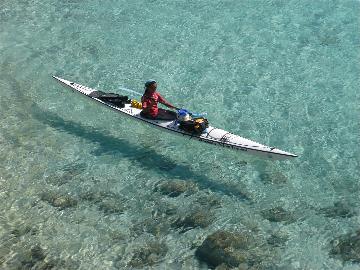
xmin=0 ymin=0 xmax=359 ymax=269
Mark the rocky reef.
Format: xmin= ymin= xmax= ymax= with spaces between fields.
xmin=132 ymin=217 xmax=171 ymax=237
xmin=261 ymin=206 xmax=296 ymax=223
xmin=40 ymin=192 xmax=78 ymax=209
xmin=1 ymin=244 xmax=79 ymax=270
xmin=172 ymin=208 xmax=214 ymax=233
xmin=154 ymin=179 xmax=198 ymax=197
xmin=195 ymin=230 xmax=272 ymax=269
xmin=318 ymin=201 xmax=355 ymax=219
xmin=128 ymin=241 xmax=168 ymax=268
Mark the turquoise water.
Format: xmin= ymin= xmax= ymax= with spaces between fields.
xmin=0 ymin=0 xmax=359 ymax=269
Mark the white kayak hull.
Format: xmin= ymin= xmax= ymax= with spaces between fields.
xmin=53 ymin=76 xmax=297 ymax=160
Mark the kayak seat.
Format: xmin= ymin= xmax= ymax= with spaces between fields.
xmin=140 ymin=109 xmax=177 ymax=121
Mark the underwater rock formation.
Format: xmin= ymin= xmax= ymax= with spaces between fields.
xmin=2 ymin=244 xmax=78 ymax=270
xmin=261 ymin=206 xmax=295 ymax=223
xmin=195 ymin=230 xmax=257 ymax=269
xmin=132 ymin=218 xmax=171 ymax=237
xmin=154 ymin=180 xmax=198 ymax=197
xmin=330 ymin=229 xmax=360 ymax=263
xmin=40 ymin=192 xmax=78 ymax=209
xmin=129 ymin=241 xmax=168 ymax=268
xmin=318 ymin=201 xmax=355 ymax=219
xmin=172 ymin=209 xmax=214 ymax=232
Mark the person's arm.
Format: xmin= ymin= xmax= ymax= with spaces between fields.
xmin=157 ymin=93 xmax=178 ymax=110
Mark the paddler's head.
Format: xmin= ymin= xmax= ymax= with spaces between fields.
xmin=144 ymin=79 xmax=157 ymax=93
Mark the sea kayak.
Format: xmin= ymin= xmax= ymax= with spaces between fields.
xmin=53 ymin=76 xmax=297 ymax=160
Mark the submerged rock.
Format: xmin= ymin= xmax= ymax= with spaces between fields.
xmin=52 ymin=196 xmax=77 ymax=209
xmin=195 ymin=230 xmax=255 ymax=269
xmin=80 ymin=190 xmax=125 ymax=214
xmin=154 ymin=180 xmax=198 ymax=197
xmin=30 ymin=246 xmax=45 ymax=261
xmin=129 ymin=241 xmax=168 ymax=268
xmin=318 ymin=201 xmax=355 ymax=219
xmin=172 ymin=209 xmax=214 ymax=232
xmin=14 ymin=245 xmax=46 ymax=269
xmin=40 ymin=192 xmax=78 ymax=209
xmin=132 ymin=218 xmax=171 ymax=237
xmin=45 ymin=175 xmax=70 ymax=186
xmin=261 ymin=207 xmax=295 ymax=223
xmin=330 ymin=229 xmax=360 ymax=263
xmin=5 ymin=242 xmax=80 ymax=270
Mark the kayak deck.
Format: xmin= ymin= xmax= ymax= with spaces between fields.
xmin=53 ymin=76 xmax=297 ymax=160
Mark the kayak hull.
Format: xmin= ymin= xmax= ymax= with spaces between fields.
xmin=53 ymin=76 xmax=297 ymax=160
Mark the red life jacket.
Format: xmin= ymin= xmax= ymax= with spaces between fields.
xmin=141 ymin=91 xmax=171 ymax=117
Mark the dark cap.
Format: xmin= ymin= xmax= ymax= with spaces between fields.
xmin=145 ymin=79 xmax=156 ymax=87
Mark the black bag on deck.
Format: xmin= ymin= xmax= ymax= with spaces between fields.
xmin=89 ymin=91 xmax=130 ymax=108
xmin=179 ymin=117 xmax=209 ymax=134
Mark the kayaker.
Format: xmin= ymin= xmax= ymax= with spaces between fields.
xmin=140 ymin=80 xmax=178 ymax=120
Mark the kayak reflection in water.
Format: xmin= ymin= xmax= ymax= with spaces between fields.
xmin=140 ymin=80 xmax=179 ymax=120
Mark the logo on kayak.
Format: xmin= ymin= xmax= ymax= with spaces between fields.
xmin=123 ymin=108 xmax=132 ymax=114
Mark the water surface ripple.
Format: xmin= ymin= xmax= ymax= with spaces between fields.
xmin=0 ymin=0 xmax=359 ymax=269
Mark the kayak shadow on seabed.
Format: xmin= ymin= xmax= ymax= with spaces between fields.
xmin=30 ymin=103 xmax=251 ymax=201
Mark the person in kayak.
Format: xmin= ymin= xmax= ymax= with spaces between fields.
xmin=140 ymin=80 xmax=178 ymax=120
